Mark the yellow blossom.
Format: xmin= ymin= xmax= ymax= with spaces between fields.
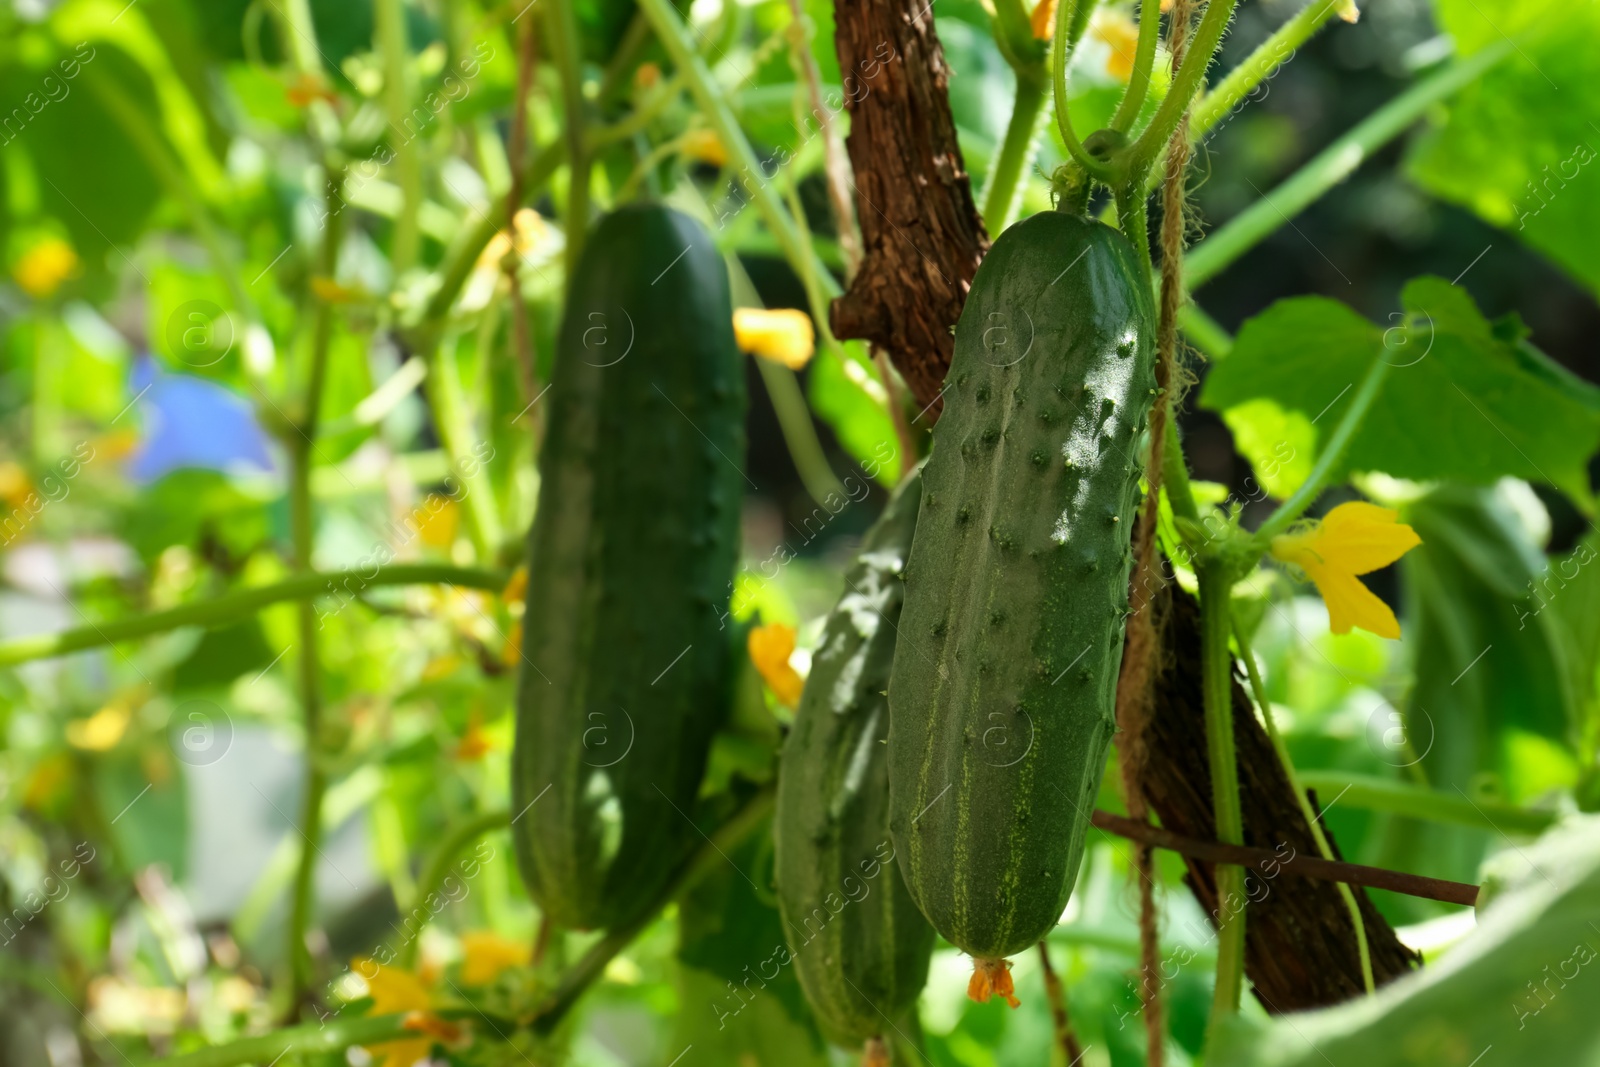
xmin=1091 ymin=11 xmax=1141 ymax=81
xmin=356 ymin=959 xmax=447 ymax=1067
xmin=1030 ymin=0 xmax=1058 ymax=39
xmin=459 ymin=930 xmax=530 ymax=986
xmin=0 ymin=461 xmax=34 ymax=510
xmin=66 ymin=698 xmax=133 ymax=751
xmin=13 ymin=237 xmax=80 ymax=298
xmin=733 ymin=308 xmax=815 ymax=370
xmin=967 ymin=957 xmax=1021 ymax=1009
xmin=1269 ymin=501 xmax=1421 ymax=639
xmin=635 ymin=62 xmax=662 ymax=91
xmin=417 ymin=495 xmax=460 ymax=550
xmin=502 ymin=565 xmax=528 ymax=606
xmin=748 ymin=622 xmax=804 ymax=708
xmin=502 ymin=618 xmax=523 ymax=668
xmin=680 ymin=128 xmax=729 ymax=168
xmin=455 ymin=712 xmax=492 ymax=761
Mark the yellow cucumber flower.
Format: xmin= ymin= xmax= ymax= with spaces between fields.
xmin=733 ymin=308 xmax=815 ymax=370
xmin=1269 ymin=501 xmax=1421 ymax=639
xmin=13 ymin=237 xmax=79 ymax=298
xmin=748 ymin=622 xmax=804 ymax=708
xmin=680 ymin=128 xmax=729 ymax=168
xmin=459 ymin=930 xmax=531 ymax=986
xmin=1030 ymin=0 xmax=1058 ymax=39
xmin=356 ymin=959 xmax=439 ymax=1067
xmin=1091 ymin=11 xmax=1141 ymax=81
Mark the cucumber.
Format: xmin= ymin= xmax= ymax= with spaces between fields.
xmin=512 ymin=203 xmax=746 ymax=931
xmin=886 ymin=211 xmax=1156 ymax=961
xmin=775 ymin=468 xmax=935 ymax=1053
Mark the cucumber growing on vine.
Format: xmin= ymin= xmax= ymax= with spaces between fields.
xmin=775 ymin=468 xmax=935 ymax=1058
xmin=887 ymin=211 xmax=1156 ymax=964
xmin=511 ymin=203 xmax=746 ymax=931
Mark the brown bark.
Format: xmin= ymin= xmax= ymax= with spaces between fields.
xmin=1142 ymin=585 xmax=1421 ymax=1011
xmin=829 ymin=0 xmax=989 ymax=419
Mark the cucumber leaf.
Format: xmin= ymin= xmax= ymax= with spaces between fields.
xmin=1407 ymin=0 xmax=1600 ymax=297
xmin=1211 ymin=815 xmax=1600 ymax=1066
xmin=675 ymin=818 xmax=832 ymax=1066
xmin=1200 ymin=278 xmax=1600 ymax=506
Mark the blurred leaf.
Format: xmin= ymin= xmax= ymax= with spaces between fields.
xmin=1211 ymin=815 xmax=1600 ymax=1066
xmin=1201 ymin=279 xmax=1600 ymax=505
xmin=171 ymin=618 xmax=275 ymax=691
xmin=675 ymin=819 xmax=830 ymax=1066
xmin=1407 ymin=0 xmax=1600 ymax=296
xmin=806 ymin=341 xmax=900 ymax=486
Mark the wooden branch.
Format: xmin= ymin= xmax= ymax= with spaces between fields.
xmin=1141 ymin=585 xmax=1423 ymax=1011
xmin=1090 ymin=810 xmax=1479 ymax=907
xmin=829 ymin=0 xmax=989 ymax=419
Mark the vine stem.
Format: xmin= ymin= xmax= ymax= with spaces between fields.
xmin=1110 ymin=0 xmax=1163 ymax=132
xmin=398 ymin=809 xmax=513 ymax=968
xmin=546 ymin=0 xmax=590 ymax=275
xmin=0 ymin=565 xmax=507 ymax=667
xmin=1198 ymin=561 xmax=1246 ymax=1025
xmin=1189 ymin=0 xmax=1346 ymax=142
xmin=375 ymin=0 xmax=421 ymax=275
xmin=1184 ymin=40 xmax=1513 ymax=288
xmin=1051 ymin=0 xmax=1116 ymax=180
xmin=1123 ymin=0 xmax=1242 ymax=184
xmin=141 ymin=788 xmax=774 ymax=1067
xmin=982 ymin=74 xmax=1048 ymax=232
xmin=1251 ymin=353 xmax=1391 ymax=546
xmin=1293 ymin=772 xmax=1557 ymax=834
xmin=1234 ymin=619 xmax=1374 ymax=994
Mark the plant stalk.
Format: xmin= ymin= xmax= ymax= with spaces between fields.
xmin=1184 ymin=41 xmax=1513 ymax=289
xmin=1198 ymin=561 xmax=1246 ymax=1025
xmin=983 ymin=74 xmax=1048 ymax=231
xmin=1234 ymin=619 xmax=1374 ymax=994
xmin=0 ymin=565 xmax=506 ymax=667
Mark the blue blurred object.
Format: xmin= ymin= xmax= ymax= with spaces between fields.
xmin=126 ymin=356 xmax=275 ymax=483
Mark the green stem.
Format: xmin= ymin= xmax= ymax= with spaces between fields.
xmin=1125 ymin=0 xmax=1242 ymax=184
xmin=1116 ymin=185 xmax=1152 ymax=278
xmin=755 ymin=357 xmax=846 ymax=504
xmin=1234 ymin=619 xmax=1373 ymax=994
xmin=413 ymin=142 xmax=566 ymax=344
xmin=376 ymin=0 xmax=422 ymax=275
xmin=1178 ymin=304 xmax=1234 ymax=360
xmin=531 ymin=786 xmax=777 ymax=1032
xmin=135 ymin=1014 xmax=424 ymax=1067
xmin=287 ymin=152 xmax=349 ymax=1011
xmin=982 ymin=73 xmax=1048 ymax=232
xmin=1295 ymin=771 xmax=1558 ymax=835
xmin=547 ymin=0 xmax=590 ymax=275
xmin=1198 ymin=562 xmax=1245 ymax=1024
xmin=1252 ymin=353 xmax=1391 ymax=545
xmin=1164 ymin=419 xmax=1201 ymax=524
xmin=1110 ymin=0 xmax=1163 ymax=132
xmin=1051 ymin=0 xmax=1116 ymax=180
xmin=1190 ymin=0 xmax=1345 ymax=143
xmin=636 ymin=0 xmax=840 ymax=302
xmin=145 ymin=790 xmax=774 ymax=1066
xmin=398 ymin=809 xmax=512 ymax=967
xmin=1184 ymin=41 xmax=1513 ymax=289
xmin=0 ymin=565 xmax=507 ymax=667
xmin=424 ymin=336 xmax=504 ymax=561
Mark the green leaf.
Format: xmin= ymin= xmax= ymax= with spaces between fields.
xmin=675 ymin=819 xmax=832 ymax=1066
xmin=806 ymin=340 xmax=902 ymax=486
xmin=1200 ymin=279 xmax=1600 ymax=505
xmin=1211 ymin=815 xmax=1600 ymax=1066
xmin=1407 ymin=0 xmax=1600 ymax=295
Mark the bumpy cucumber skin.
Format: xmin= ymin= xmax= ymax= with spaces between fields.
xmin=775 ymin=470 xmax=935 ymax=1050
xmin=512 ymin=204 xmax=746 ymax=931
xmin=887 ymin=212 xmax=1156 ymax=960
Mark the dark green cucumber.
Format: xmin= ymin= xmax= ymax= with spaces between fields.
xmin=775 ymin=469 xmax=935 ymax=1052
xmin=887 ymin=211 xmax=1156 ymax=961
xmin=512 ymin=203 xmax=746 ymax=931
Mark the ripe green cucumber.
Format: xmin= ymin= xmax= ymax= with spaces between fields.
xmin=775 ymin=468 xmax=935 ymax=1052
xmin=512 ymin=203 xmax=746 ymax=930
xmin=887 ymin=210 xmax=1156 ymax=961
